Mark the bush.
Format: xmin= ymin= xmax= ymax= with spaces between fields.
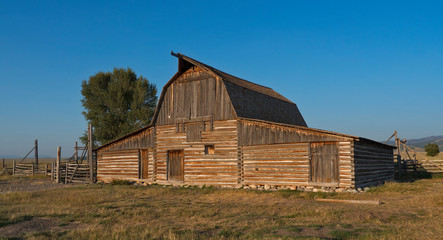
xmin=424 ymin=143 xmax=440 ymax=157
xmin=110 ymin=179 xmax=133 ymax=185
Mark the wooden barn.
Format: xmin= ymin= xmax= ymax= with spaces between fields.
xmin=95 ymin=52 xmax=395 ymax=190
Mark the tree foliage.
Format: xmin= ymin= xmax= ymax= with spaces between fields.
xmin=424 ymin=143 xmax=440 ymax=157
xmin=81 ymin=68 xmax=157 ymax=145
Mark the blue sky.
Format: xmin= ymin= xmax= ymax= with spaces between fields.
xmin=1 ymin=1 xmax=442 ymax=157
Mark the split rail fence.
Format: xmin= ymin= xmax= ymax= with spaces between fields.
xmin=12 ymin=162 xmax=49 ymax=176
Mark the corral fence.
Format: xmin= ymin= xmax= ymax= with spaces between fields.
xmin=12 ymin=161 xmax=50 ymax=176
xmin=51 ymin=161 xmax=90 ymax=184
xmin=51 ymin=124 xmax=96 ymax=184
xmin=388 ymin=131 xmax=443 ymax=175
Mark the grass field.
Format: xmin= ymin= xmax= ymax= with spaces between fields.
xmin=415 ymin=152 xmax=443 ymax=161
xmin=1 ymin=174 xmax=443 ymax=239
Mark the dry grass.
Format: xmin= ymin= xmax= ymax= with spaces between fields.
xmin=415 ymin=152 xmax=443 ymax=161
xmin=1 ymin=175 xmax=443 ymax=239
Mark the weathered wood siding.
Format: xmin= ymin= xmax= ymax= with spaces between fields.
xmin=155 ymin=120 xmax=238 ymax=185
xmin=241 ymin=143 xmax=309 ymax=186
xmin=97 ymin=150 xmax=140 ymax=182
xmin=240 ymin=141 xmax=353 ymax=188
xmin=354 ymin=140 xmax=394 ymax=188
xmin=98 ymin=127 xmax=155 ymax=151
xmin=156 ymin=67 xmax=236 ymax=125
xmin=238 ymin=120 xmax=349 ymax=146
xmin=338 ymin=141 xmax=354 ymax=188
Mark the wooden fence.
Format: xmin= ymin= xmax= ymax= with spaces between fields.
xmin=12 ymin=161 xmax=49 ymax=176
xmin=51 ymin=161 xmax=90 ymax=184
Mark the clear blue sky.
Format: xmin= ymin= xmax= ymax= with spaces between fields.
xmin=1 ymin=1 xmax=442 ymax=157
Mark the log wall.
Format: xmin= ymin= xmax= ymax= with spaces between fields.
xmin=240 ymin=141 xmax=354 ymax=188
xmin=155 ymin=120 xmax=238 ymax=185
xmin=97 ymin=150 xmax=140 ymax=182
xmin=353 ymin=140 xmax=394 ymax=188
xmin=241 ymin=143 xmax=309 ymax=186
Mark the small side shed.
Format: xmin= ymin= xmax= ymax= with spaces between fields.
xmin=95 ymin=52 xmax=395 ymax=190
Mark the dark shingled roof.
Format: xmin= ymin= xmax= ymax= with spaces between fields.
xmin=173 ymin=53 xmax=307 ymax=127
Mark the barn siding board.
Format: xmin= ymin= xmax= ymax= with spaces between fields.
xmin=156 ymin=67 xmax=235 ymax=126
xmin=242 ymin=143 xmax=310 ymax=186
xmin=99 ymin=128 xmax=155 ymax=152
xmin=354 ymin=140 xmax=394 ymax=188
xmin=97 ymin=150 xmax=140 ymax=182
xmin=238 ymin=120 xmax=349 ymax=146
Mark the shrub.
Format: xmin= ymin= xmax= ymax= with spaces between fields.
xmin=110 ymin=179 xmax=133 ymax=185
xmin=424 ymin=143 xmax=440 ymax=157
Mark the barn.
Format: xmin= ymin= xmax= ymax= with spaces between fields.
xmin=95 ymin=52 xmax=395 ymax=191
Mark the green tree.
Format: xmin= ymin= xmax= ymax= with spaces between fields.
xmin=424 ymin=143 xmax=440 ymax=157
xmin=81 ymin=67 xmax=157 ymax=145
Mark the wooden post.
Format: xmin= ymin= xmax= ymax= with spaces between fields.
xmin=57 ymin=146 xmax=61 ymax=183
xmin=2 ymin=158 xmax=4 ymax=169
xmin=51 ymin=163 xmax=54 ymax=180
xmin=394 ymin=131 xmax=401 ymax=157
xmin=34 ymin=139 xmax=39 ymax=167
xmin=65 ymin=162 xmax=68 ymax=184
xmin=88 ymin=124 xmax=93 ymax=183
xmin=13 ymin=160 xmax=16 ymax=175
xmin=45 ymin=164 xmax=48 ymax=176
xmin=74 ymin=141 xmax=78 ymax=164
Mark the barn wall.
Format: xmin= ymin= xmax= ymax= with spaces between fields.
xmin=354 ymin=140 xmax=394 ymax=188
xmin=155 ymin=120 xmax=239 ymax=185
xmin=241 ymin=143 xmax=309 ymax=186
xmin=156 ymin=67 xmax=236 ymax=126
xmin=240 ymin=141 xmax=354 ymax=188
xmin=99 ymin=127 xmax=155 ymax=151
xmin=238 ymin=120 xmax=349 ymax=146
xmin=96 ymin=150 xmax=140 ymax=182
xmin=338 ymin=141 xmax=354 ymax=188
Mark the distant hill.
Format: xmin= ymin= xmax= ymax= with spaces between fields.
xmin=1 ymin=155 xmax=54 ymax=159
xmin=386 ymin=135 xmax=443 ymax=151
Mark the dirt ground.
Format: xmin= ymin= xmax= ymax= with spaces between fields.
xmin=0 ymin=217 xmax=82 ymax=238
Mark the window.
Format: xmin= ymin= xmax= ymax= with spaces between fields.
xmin=205 ymin=145 xmax=215 ymax=155
xmin=186 ymin=123 xmax=202 ymax=142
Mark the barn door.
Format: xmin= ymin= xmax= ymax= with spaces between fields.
xmin=310 ymin=142 xmax=339 ymax=184
xmin=168 ymin=150 xmax=184 ymax=181
xmin=140 ymin=149 xmax=149 ymax=179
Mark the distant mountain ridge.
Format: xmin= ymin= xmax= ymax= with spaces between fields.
xmin=386 ymin=135 xmax=443 ymax=150
xmin=1 ymin=155 xmax=54 ymax=159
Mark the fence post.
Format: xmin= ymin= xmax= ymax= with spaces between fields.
xmin=57 ymin=146 xmax=61 ymax=183
xmin=2 ymin=158 xmax=4 ymax=169
xmin=75 ymin=141 xmax=78 ymax=164
xmin=45 ymin=164 xmax=48 ymax=176
xmin=65 ymin=162 xmax=68 ymax=184
xmin=88 ymin=124 xmax=93 ymax=184
xmin=35 ymin=139 xmax=39 ymax=167
xmin=13 ymin=160 xmax=16 ymax=175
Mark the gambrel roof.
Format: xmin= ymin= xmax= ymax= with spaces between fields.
xmin=150 ymin=52 xmax=307 ymax=127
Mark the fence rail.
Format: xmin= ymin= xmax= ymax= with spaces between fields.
xmin=51 ymin=161 xmax=90 ymax=183
xmin=12 ymin=162 xmax=49 ymax=176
